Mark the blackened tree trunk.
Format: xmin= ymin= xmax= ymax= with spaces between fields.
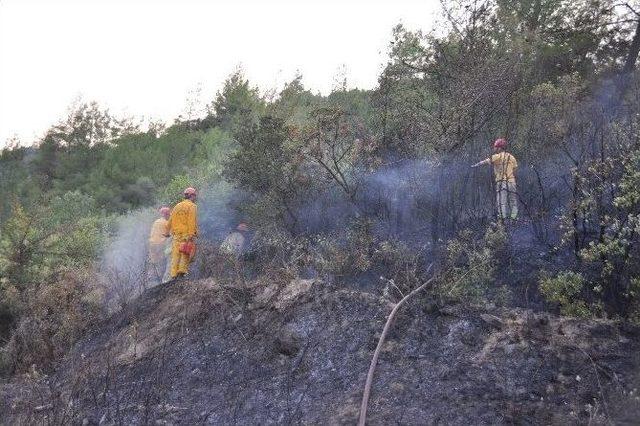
xmin=618 ymin=18 xmax=640 ymax=96
xmin=623 ymin=19 xmax=640 ymax=75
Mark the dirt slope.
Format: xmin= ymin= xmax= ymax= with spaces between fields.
xmin=2 ymin=278 xmax=640 ymax=425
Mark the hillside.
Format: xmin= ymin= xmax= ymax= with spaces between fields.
xmin=3 ymin=1 xmax=640 ymax=424
xmin=2 ymin=277 xmax=639 ymax=425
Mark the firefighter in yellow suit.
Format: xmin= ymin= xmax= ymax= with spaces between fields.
xmin=166 ymin=187 xmax=198 ymax=280
xmin=148 ymin=206 xmax=171 ymax=283
xmin=472 ymin=138 xmax=518 ymax=221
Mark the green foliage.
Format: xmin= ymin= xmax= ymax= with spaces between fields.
xmin=0 ymin=146 xmax=41 ymax=221
xmin=84 ymin=127 xmax=206 ymax=211
xmin=10 ymin=104 xmax=236 ymax=214
xmin=561 ymin=144 xmax=640 ymax=321
xmin=0 ymin=192 xmax=104 ymax=287
xmin=269 ymin=75 xmax=322 ymax=128
xmin=539 ymin=271 xmax=599 ymax=318
xmin=312 ymin=220 xmax=375 ymax=277
xmin=224 ymin=115 xmax=309 ymax=229
xmin=495 ymin=0 xmax=628 ymax=79
xmin=522 ymin=74 xmax=586 ymax=158
xmin=614 ymin=148 xmax=640 ymax=210
xmin=1 ymin=0 xmax=640 ymax=375
xmin=0 ymin=192 xmax=106 ymax=356
xmin=209 ymin=69 xmax=266 ymax=133
xmin=434 ymin=224 xmax=508 ymax=305
xmin=35 ymin=101 xmax=140 ymax=196
xmin=375 ymin=0 xmax=633 ymax=157
xmin=193 ymin=127 xmax=235 ymax=182
xmin=162 ymin=175 xmax=194 ymax=206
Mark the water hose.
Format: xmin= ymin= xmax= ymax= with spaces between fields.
xmin=358 ymin=265 xmax=434 ymax=426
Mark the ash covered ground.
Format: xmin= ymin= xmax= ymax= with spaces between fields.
xmin=2 ymin=276 xmax=639 ymax=425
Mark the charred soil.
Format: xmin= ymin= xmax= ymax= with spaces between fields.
xmin=2 ymin=277 xmax=640 ymax=425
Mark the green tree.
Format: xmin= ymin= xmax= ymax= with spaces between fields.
xmin=0 ymin=192 xmax=103 ymax=287
xmin=224 ymin=116 xmax=308 ymax=230
xmin=268 ymin=74 xmax=322 ymax=128
xmin=208 ymin=69 xmax=266 ymax=133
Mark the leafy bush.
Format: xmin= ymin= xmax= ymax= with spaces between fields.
xmin=248 ymin=226 xmax=311 ymax=278
xmin=433 ymin=224 xmax=507 ymax=305
xmin=312 ymin=220 xmax=375 ymax=277
xmin=162 ymin=175 xmax=194 ymax=205
xmin=629 ymin=278 xmax=640 ymax=324
xmin=0 ymin=193 xmax=104 ymax=286
xmin=374 ymin=239 xmax=427 ymax=297
xmin=224 ymin=116 xmax=311 ymax=231
xmin=539 ymin=271 xmax=600 ymax=318
xmin=557 ymin=144 xmax=640 ymax=322
xmin=0 ymin=280 xmax=21 ymax=342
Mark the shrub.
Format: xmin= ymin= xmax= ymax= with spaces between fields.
xmin=538 ymin=271 xmax=600 ymax=318
xmin=224 ymin=116 xmax=311 ymax=231
xmin=312 ymin=220 xmax=375 ymax=277
xmin=374 ymin=239 xmax=426 ymax=296
xmin=0 ymin=280 xmax=21 ymax=342
xmin=248 ymin=226 xmax=312 ymax=279
xmin=1 ymin=268 xmax=106 ymax=375
xmin=558 ymin=145 xmax=640 ymax=321
xmin=433 ymin=223 xmax=507 ymax=305
xmin=162 ymin=175 xmax=194 ymax=205
xmin=629 ymin=278 xmax=640 ymax=324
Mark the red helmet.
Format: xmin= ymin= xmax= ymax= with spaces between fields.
xmin=184 ymin=187 xmax=197 ymax=197
xmin=493 ymin=138 xmax=507 ymax=149
xmin=159 ymin=206 xmax=170 ymax=216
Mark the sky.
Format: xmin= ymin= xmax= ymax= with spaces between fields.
xmin=0 ymin=0 xmax=440 ymax=147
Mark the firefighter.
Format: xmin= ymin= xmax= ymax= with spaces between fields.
xmin=472 ymin=138 xmax=519 ymax=221
xmin=220 ymin=222 xmax=250 ymax=259
xmin=167 ymin=187 xmax=198 ymax=280
xmin=217 ymin=222 xmax=251 ymax=284
xmin=147 ymin=206 xmax=171 ymax=283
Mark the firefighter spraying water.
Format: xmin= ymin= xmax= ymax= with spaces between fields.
xmin=471 ymin=138 xmax=519 ymax=221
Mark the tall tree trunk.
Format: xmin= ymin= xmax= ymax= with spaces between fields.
xmin=623 ymin=19 xmax=640 ymax=75
xmin=618 ymin=19 xmax=640 ymax=97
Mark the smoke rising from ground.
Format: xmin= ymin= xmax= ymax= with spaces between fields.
xmin=197 ymin=181 xmax=249 ymax=242
xmin=294 ymin=153 xmax=569 ymax=246
xmin=100 ymin=209 xmax=156 ymax=310
xmin=99 ymin=182 xmax=245 ymax=307
xmin=98 ymin=146 xmax=573 ymax=309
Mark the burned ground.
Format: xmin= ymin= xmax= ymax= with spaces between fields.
xmin=2 ymin=276 xmax=639 ymax=425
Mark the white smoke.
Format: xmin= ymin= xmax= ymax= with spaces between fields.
xmin=100 ymin=208 xmax=156 ymax=311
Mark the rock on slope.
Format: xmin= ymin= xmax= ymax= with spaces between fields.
xmin=2 ymin=278 xmax=640 ymax=425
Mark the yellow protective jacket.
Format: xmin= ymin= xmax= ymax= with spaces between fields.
xmin=167 ymin=199 xmax=198 ymax=238
xmin=489 ymin=152 xmax=518 ymax=183
xmin=148 ymin=218 xmax=169 ymax=245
